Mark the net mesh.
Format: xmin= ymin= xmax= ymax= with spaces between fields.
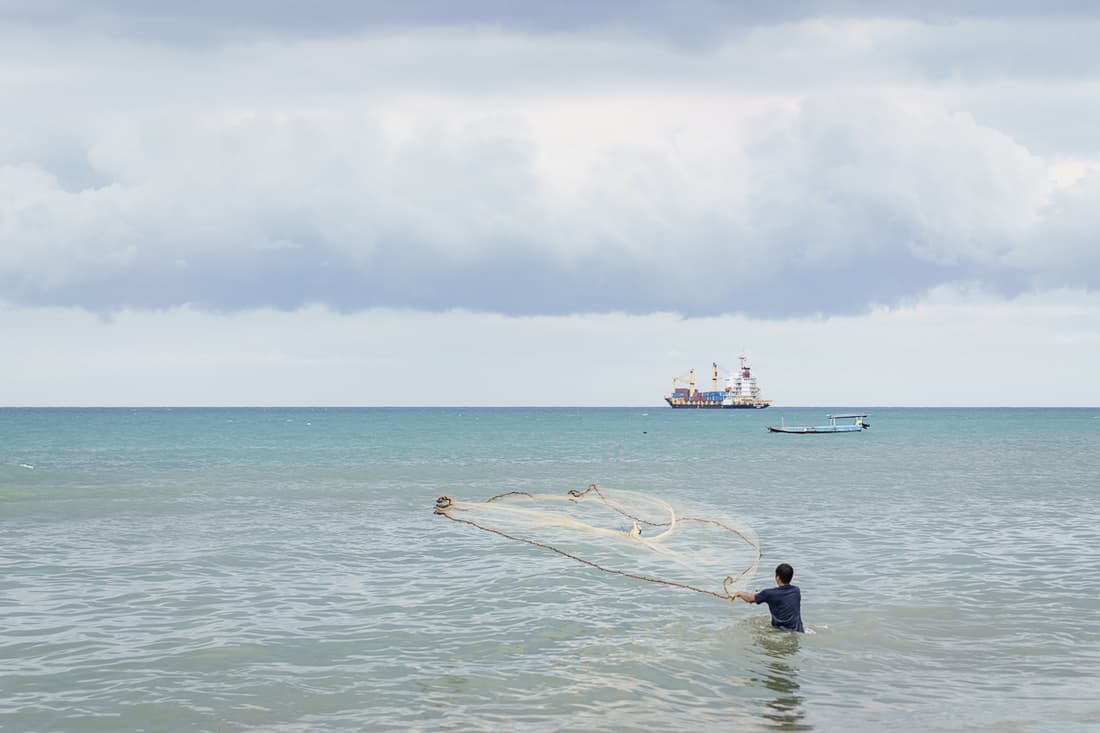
xmin=434 ymin=484 xmax=760 ymax=601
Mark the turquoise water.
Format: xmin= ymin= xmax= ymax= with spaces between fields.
xmin=2 ymin=407 xmax=1098 ymax=732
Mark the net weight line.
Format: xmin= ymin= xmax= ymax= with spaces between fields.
xmin=434 ymin=484 xmax=761 ymax=601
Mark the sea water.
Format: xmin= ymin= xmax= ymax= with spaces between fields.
xmin=2 ymin=407 xmax=1098 ymax=732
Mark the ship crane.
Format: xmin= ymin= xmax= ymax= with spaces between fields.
xmin=711 ymin=362 xmax=731 ymax=391
xmin=672 ymin=369 xmax=696 ymax=393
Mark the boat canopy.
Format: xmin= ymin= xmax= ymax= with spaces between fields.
xmin=827 ymin=414 xmax=869 ymax=419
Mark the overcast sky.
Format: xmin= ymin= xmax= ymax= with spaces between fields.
xmin=2 ymin=2 xmax=1099 ymax=406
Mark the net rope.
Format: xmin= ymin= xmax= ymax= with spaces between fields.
xmin=434 ymin=484 xmax=761 ymax=601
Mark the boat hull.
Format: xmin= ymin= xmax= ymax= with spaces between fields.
xmin=767 ymin=425 xmax=864 ymax=433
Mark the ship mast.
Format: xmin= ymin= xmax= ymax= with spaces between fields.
xmin=736 ymin=353 xmax=760 ymax=399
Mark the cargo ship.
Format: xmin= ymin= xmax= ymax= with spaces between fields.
xmin=665 ymin=353 xmax=771 ymax=409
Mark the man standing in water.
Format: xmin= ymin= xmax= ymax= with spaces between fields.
xmin=732 ymin=563 xmax=804 ymax=632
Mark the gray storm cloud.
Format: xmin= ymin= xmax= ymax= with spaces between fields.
xmin=1 ymin=11 xmax=1098 ymax=318
xmin=5 ymin=1 xmax=1098 ymax=42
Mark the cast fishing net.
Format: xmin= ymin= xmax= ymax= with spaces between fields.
xmin=434 ymin=484 xmax=760 ymax=601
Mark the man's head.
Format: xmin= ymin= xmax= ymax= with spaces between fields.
xmin=775 ymin=563 xmax=794 ymax=585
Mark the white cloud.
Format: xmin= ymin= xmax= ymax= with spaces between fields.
xmin=1 ymin=9 xmax=1099 ymax=405
xmin=3 ymin=56 xmax=1095 ymax=315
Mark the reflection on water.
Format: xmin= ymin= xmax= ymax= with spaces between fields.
xmin=752 ymin=623 xmax=810 ymax=732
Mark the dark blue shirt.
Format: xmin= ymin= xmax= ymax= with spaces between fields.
xmin=755 ymin=584 xmax=804 ymax=632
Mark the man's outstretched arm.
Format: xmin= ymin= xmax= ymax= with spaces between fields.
xmin=731 ymin=591 xmax=756 ymax=604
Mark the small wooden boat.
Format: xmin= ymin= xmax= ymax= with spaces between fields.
xmin=767 ymin=413 xmax=870 ymax=434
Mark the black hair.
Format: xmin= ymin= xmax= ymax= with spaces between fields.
xmin=775 ymin=563 xmax=794 ymax=584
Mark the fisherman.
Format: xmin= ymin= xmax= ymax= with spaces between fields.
xmin=732 ymin=562 xmax=804 ymax=632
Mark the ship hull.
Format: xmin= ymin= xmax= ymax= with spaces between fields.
xmin=665 ymin=399 xmax=770 ymax=409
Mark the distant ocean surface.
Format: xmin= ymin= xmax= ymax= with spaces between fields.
xmin=2 ymin=407 xmax=1099 ymax=732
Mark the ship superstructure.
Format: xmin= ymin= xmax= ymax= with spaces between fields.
xmin=664 ymin=354 xmax=771 ymax=409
